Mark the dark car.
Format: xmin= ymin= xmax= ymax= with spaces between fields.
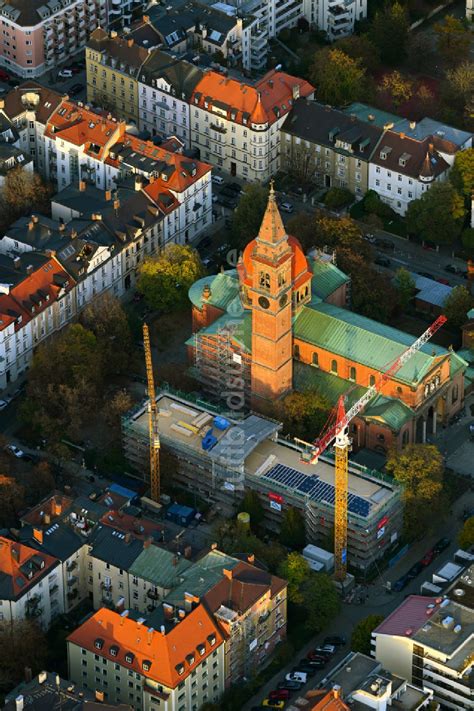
xmin=422 ymin=240 xmax=437 ymax=251
xmin=393 ymin=575 xmax=409 ymax=592
xmin=217 ymin=196 xmax=237 ymax=209
xmin=196 ymin=235 xmax=212 ymax=250
xmin=68 ymin=83 xmax=84 ymax=96
xmin=227 ymin=182 xmax=244 ymax=194
xmin=304 ymin=658 xmax=326 ymax=668
xmin=294 ymin=664 xmax=316 ymax=677
xmin=406 ymin=562 xmax=423 ymax=580
xmin=421 ymin=548 xmax=434 ymax=566
xmin=375 ymin=237 xmax=394 ymax=251
xmin=22 ymin=453 xmax=40 ymax=464
xmin=417 ymin=271 xmax=433 ymax=279
xmin=445 ymin=264 xmax=462 ymax=274
xmin=375 ymin=256 xmax=391 ymax=268
xmin=433 ymin=537 xmax=450 ymax=555
xmin=277 ymin=681 xmax=302 ymax=691
xmin=324 ymin=635 xmax=346 ymax=646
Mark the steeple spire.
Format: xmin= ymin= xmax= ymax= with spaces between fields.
xmin=257 ymin=180 xmax=287 ymax=245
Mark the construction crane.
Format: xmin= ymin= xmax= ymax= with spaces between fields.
xmin=305 ymin=315 xmax=447 ymax=583
xmin=143 ymin=323 xmax=160 ymax=502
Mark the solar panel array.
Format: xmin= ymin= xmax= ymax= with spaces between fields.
xmin=263 ymin=463 xmax=371 ymax=518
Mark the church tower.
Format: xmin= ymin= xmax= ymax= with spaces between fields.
xmin=249 ymin=184 xmax=293 ymax=406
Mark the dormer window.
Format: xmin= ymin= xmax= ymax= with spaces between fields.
xmin=176 ymin=663 xmax=185 ymax=675
xmin=197 ymin=644 xmax=206 ymax=656
xmin=125 ymin=652 xmax=134 ymax=664
xmin=379 ymin=146 xmax=392 ymax=161
xmin=207 ymin=634 xmax=216 ymax=646
xmin=399 ymin=152 xmax=411 ymax=167
xmin=186 ymin=654 xmax=195 ymax=666
xmin=94 ymin=638 xmax=104 ymax=650
xmin=110 ymin=645 xmax=119 ymax=657
xmin=142 ymin=660 xmax=152 ymax=672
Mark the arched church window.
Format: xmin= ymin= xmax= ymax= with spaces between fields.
xmin=452 ymin=385 xmax=459 ymax=403
xmin=278 ymin=272 xmax=286 ymax=287
xmin=369 ymin=375 xmax=375 ymax=386
xmin=350 ymin=367 xmax=356 ymax=381
xmin=331 ymin=360 xmax=338 ymax=374
xmin=259 ymin=271 xmax=270 ymax=290
xmin=294 ymin=344 xmax=300 ymax=359
xmin=312 ymin=352 xmax=319 ymax=367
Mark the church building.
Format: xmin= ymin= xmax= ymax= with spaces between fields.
xmin=187 ymin=187 xmax=466 ymax=454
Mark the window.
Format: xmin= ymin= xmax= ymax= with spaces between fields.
xmin=312 ymin=352 xmax=319 ymax=367
xmin=331 ymin=360 xmax=338 ymax=375
xmin=369 ymin=375 xmax=375 ymax=386
xmin=259 ymin=271 xmax=270 ymax=290
xmin=452 ymin=385 xmax=459 ymax=403
xmin=349 ymin=366 xmax=356 ymax=381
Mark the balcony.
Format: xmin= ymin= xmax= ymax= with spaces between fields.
xmin=67 ymin=560 xmax=77 ymax=571
xmin=210 ymin=123 xmax=227 ymax=134
xmin=67 ymin=576 xmax=78 ymax=587
xmin=147 ymin=588 xmax=159 ymax=600
xmin=49 ymin=583 xmax=59 ymax=594
xmin=67 ymin=588 xmax=79 ymax=601
xmin=101 ymin=581 xmax=112 ymax=591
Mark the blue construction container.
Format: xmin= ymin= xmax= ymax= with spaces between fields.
xmin=213 ymin=416 xmax=230 ymax=430
xmin=202 ymin=429 xmax=218 ymax=450
xmin=166 ymin=503 xmax=196 ymax=527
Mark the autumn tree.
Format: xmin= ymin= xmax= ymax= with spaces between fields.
xmin=80 ymin=293 xmax=133 ymax=374
xmin=0 ymin=475 xmax=25 ymax=527
xmin=450 ymin=148 xmax=474 ymax=198
xmin=443 ymin=285 xmax=473 ymax=328
xmin=386 ymin=444 xmax=444 ymax=539
xmin=26 ymin=461 xmax=55 ymax=505
xmin=137 ymin=244 xmax=204 ymax=312
xmin=379 ymin=71 xmax=413 ymax=107
xmin=279 ymin=507 xmax=306 ymax=549
xmin=286 ymin=212 xmax=318 ymax=253
xmin=337 ymin=248 xmax=399 ymax=323
xmin=459 ymin=517 xmax=474 ymax=550
xmin=276 ymin=390 xmax=330 ymax=442
xmin=336 ymin=34 xmax=381 ymax=73
xmin=0 ymin=620 xmax=47 ymax=691
xmin=394 ymin=268 xmax=415 ymax=310
xmin=406 ymin=183 xmax=465 ymax=246
xmin=435 ymin=16 xmax=471 ymax=68
xmin=351 ymin=615 xmax=384 ymax=654
xmin=230 ymin=183 xmax=268 ymax=251
xmin=370 ymin=3 xmax=409 ymax=65
xmin=446 ymin=62 xmax=474 ymax=111
xmin=0 ymin=167 xmax=52 ymax=232
xmin=310 ymin=48 xmax=366 ymax=107
xmin=105 ymin=390 xmax=133 ymax=430
xmin=286 ymin=142 xmax=318 ymax=184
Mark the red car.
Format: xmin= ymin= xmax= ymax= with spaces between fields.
xmin=436 ymin=277 xmax=450 ymax=286
xmin=0 ymin=69 xmax=10 ymax=81
xmin=421 ymin=549 xmax=434 ymax=566
xmin=269 ymin=690 xmax=290 ymax=701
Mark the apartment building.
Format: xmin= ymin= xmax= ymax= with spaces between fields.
xmin=0 ymin=535 xmax=64 ymax=628
xmin=0 ymin=0 xmax=106 ymax=78
xmin=373 ymin=595 xmax=474 ymax=709
xmin=281 ymin=98 xmax=383 ymax=197
xmin=67 ymin=605 xmax=226 ymax=710
xmin=368 ymin=131 xmax=451 ymax=215
xmin=303 ymin=0 xmax=367 ymax=41
xmin=190 ymin=69 xmax=314 ymax=181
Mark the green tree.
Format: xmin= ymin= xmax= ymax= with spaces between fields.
xmin=443 ymin=285 xmax=473 ymax=328
xmin=435 ymin=16 xmax=471 ymax=68
xmin=278 ymin=552 xmax=310 ymax=605
xmin=337 ymin=248 xmax=399 ymax=323
xmin=0 ymin=475 xmax=25 ymax=527
xmin=286 ymin=212 xmax=317 ymax=252
xmin=450 ymin=148 xmax=474 ymax=198
xmin=379 ymin=70 xmax=413 ymax=107
xmin=0 ymin=620 xmax=47 ymax=691
xmin=406 ymin=32 xmax=435 ymax=72
xmin=363 ymin=190 xmax=395 ymax=219
xmin=310 ymin=48 xmax=366 ymax=106
xmin=336 ymin=34 xmax=381 ymax=73
xmin=237 ymin=490 xmax=265 ymax=527
xmin=459 ymin=516 xmax=474 ymax=550
xmin=386 ymin=444 xmax=444 ymax=539
xmin=80 ymin=293 xmax=133 ymax=374
xmin=406 ymin=183 xmax=465 ymax=246
xmin=302 ymin=572 xmax=340 ymax=632
xmin=370 ymin=3 xmax=409 ymax=65
xmin=279 ymin=507 xmax=306 ymax=549
xmin=462 ymin=228 xmax=474 ymax=256
xmin=276 ymin=390 xmax=330 ymax=441
xmin=323 ymin=187 xmax=354 ymax=209
xmin=230 ymin=184 xmax=269 ymax=251
xmin=351 ymin=614 xmax=384 ymax=654
xmin=137 ymin=244 xmax=204 ymax=312
xmin=394 ymin=267 xmax=415 ymax=310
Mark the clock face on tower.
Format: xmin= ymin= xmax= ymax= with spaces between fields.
xmin=279 ymin=293 xmax=288 ymax=308
xmin=258 ymin=296 xmax=270 ymax=309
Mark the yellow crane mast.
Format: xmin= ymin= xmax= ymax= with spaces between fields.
xmin=143 ymin=323 xmax=160 ymax=502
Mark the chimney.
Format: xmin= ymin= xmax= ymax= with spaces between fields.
xmin=38 ymin=672 xmax=47 ymax=685
xmin=292 ymin=84 xmax=300 ymax=100
xmin=332 ymin=685 xmax=341 ymax=699
xmin=143 ymin=14 xmax=149 ymax=22
xmin=160 ymin=625 xmax=166 ymax=635
xmin=13 ymin=256 xmax=21 ymax=269
xmin=26 ymin=264 xmax=33 ymax=276
xmin=178 ymin=608 xmax=185 ymax=620
xmin=79 ymin=180 xmax=87 ymax=192
xmin=120 ymin=610 xmax=129 ymax=625
xmin=110 ymin=30 xmax=118 ymax=39
xmin=410 ymin=120 xmax=416 ymax=130
xmin=43 ymin=513 xmax=50 ymax=525
xmin=95 ymin=691 xmax=104 ymax=703
xmin=15 ymin=697 xmax=24 ymax=711
xmin=33 ymin=528 xmax=43 ymax=545
xmin=0 ymin=99 xmax=4 ymax=110
xmin=144 ymin=536 xmax=153 ymax=549
xmin=184 ymin=545 xmax=192 ymax=559
xmin=113 ymin=198 xmax=121 ymax=212
xmin=105 ymin=189 xmax=112 ymax=201
xmin=211 ymin=542 xmax=218 ymax=550
xmin=92 ymin=213 xmax=102 ymax=221
xmin=28 ymin=220 xmax=34 ymax=231
xmin=400 ymin=132 xmax=405 ymax=139
xmin=115 ymin=596 xmax=125 ymax=612
xmin=127 ymin=38 xmax=134 ymax=48
xmin=429 ymin=142 xmax=434 ymax=153
xmin=202 ymin=284 xmax=211 ymax=301
xmin=124 ymin=532 xmax=131 ymax=544
xmin=149 ymin=175 xmax=155 ymax=184
xmin=32 ymin=215 xmax=39 ymax=224
xmin=70 ymin=229 xmax=78 ymax=240
xmin=59 ymin=222 xmax=65 ymax=232
xmin=172 ymin=556 xmax=178 ymax=567
xmin=53 ymin=499 xmax=62 ymax=516
xmin=163 ymin=603 xmax=174 ymax=620
xmin=147 ymin=627 xmax=154 ymax=645
xmin=24 ymin=667 xmax=32 ymax=682
xmin=247 ymin=553 xmax=255 ymax=564
xmin=134 ymin=176 xmax=142 ymax=192
xmin=223 ymin=568 xmax=233 ymax=580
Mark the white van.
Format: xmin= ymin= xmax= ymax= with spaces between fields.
xmin=212 ymin=175 xmax=224 ymax=185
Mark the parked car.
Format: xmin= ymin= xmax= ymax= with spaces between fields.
xmin=375 ymin=256 xmax=391 ymax=268
xmin=406 ymin=562 xmax=423 ymax=580
xmin=6 ymin=444 xmax=24 ymax=458
xmin=304 ymin=659 xmax=326 ymax=669
xmin=0 ymin=399 xmax=8 ymax=411
xmin=262 ymin=700 xmax=284 ymax=709
xmin=70 ymin=63 xmax=84 ymax=73
xmin=374 ymin=237 xmax=394 ymax=250
xmin=314 ymin=644 xmax=336 ymax=656
xmin=445 ymin=264 xmax=463 ymax=275
xmin=421 ymin=549 xmax=434 ymax=566
xmin=0 ymin=69 xmax=10 ymax=81
xmin=277 ymin=681 xmax=302 ymax=691
xmin=196 ymin=235 xmax=212 ymax=250
xmin=68 ymin=83 xmax=84 ymax=96
xmin=422 ymin=240 xmax=437 ymax=251
xmin=433 ymin=537 xmax=450 ymax=555
xmin=392 ymin=575 xmax=409 ymax=592
xmin=417 ymin=271 xmax=433 ymax=279
xmin=212 ymin=175 xmax=224 ymax=185
xmin=324 ymin=635 xmax=346 ymax=646
xmin=307 ymin=651 xmax=328 ymax=662
xmin=22 ymin=453 xmax=39 ymax=464
xmin=436 ymin=277 xmax=450 ymax=286
xmin=269 ymin=690 xmax=290 ymax=701
xmin=58 ymin=69 xmax=73 ymax=78
xmin=294 ymin=664 xmax=316 ymax=676
xmin=286 ymin=672 xmax=307 ymax=684
xmin=280 ymin=201 xmax=294 ymax=213
xmin=227 ymin=182 xmax=244 ymax=194
xmin=363 ymin=233 xmax=376 ymax=243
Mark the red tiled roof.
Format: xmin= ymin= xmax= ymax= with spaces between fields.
xmin=308 ymin=689 xmax=350 ymax=710
xmin=374 ymin=595 xmax=441 ymax=637
xmin=99 ymin=509 xmax=163 ymax=540
xmin=0 ymin=292 xmax=29 ymax=332
xmin=10 ymin=256 xmax=75 ymax=322
xmin=191 ymin=69 xmax=314 ymax=126
xmin=203 ymin=560 xmax=286 ymax=616
xmin=67 ymin=606 xmax=224 ymax=689
xmin=0 ymin=533 xmax=58 ymax=596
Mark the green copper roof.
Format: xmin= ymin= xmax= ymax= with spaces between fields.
xmin=294 ymin=361 xmax=413 ymax=431
xmin=129 ymin=546 xmax=193 ymax=588
xmin=164 ymin=550 xmax=240 ymax=606
xmin=310 ymin=257 xmax=349 ymax=300
xmin=188 ymin=270 xmax=240 ymax=312
xmin=186 ymin=311 xmax=252 ymax=353
xmin=343 ymin=102 xmax=402 ymax=129
xmin=294 ymin=303 xmax=452 ymax=386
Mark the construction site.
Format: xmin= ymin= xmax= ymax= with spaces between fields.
xmin=122 ymin=385 xmax=403 ymax=574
